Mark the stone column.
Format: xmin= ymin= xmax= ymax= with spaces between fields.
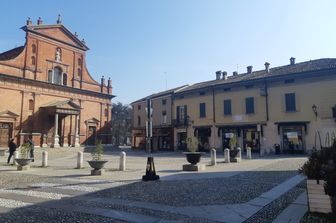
xmin=247 ymin=147 xmax=252 ymax=159
xmin=210 ymin=148 xmax=217 ymax=166
xmin=224 ymin=148 xmax=230 ymax=163
xmin=74 ymin=114 xmax=80 ymax=147
xmin=52 ymin=113 xmax=60 ymax=148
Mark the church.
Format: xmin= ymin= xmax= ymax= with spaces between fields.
xmin=0 ymin=16 xmax=114 ymax=148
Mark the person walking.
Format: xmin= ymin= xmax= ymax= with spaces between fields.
xmin=27 ymin=138 xmax=35 ymax=162
xmin=7 ymin=138 xmax=17 ymax=164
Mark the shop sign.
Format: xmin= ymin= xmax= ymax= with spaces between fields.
xmin=286 ymin=132 xmax=298 ymax=139
xmin=225 ymin=133 xmax=234 ymax=138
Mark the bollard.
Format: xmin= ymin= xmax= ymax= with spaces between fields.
xmin=247 ymin=147 xmax=252 ymax=159
xmin=236 ymin=147 xmax=242 ymax=163
xmin=224 ymin=148 xmax=230 ymax=163
xmin=13 ymin=151 xmax=19 ymax=165
xmin=210 ymin=148 xmax=217 ymax=166
xmin=42 ymin=151 xmax=48 ymax=167
xmin=119 ymin=151 xmax=126 ymax=171
xmin=77 ymin=151 xmax=83 ymax=169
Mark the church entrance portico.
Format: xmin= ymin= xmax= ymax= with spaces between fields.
xmin=41 ymin=100 xmax=81 ymax=148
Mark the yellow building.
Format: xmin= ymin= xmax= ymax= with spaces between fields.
xmin=173 ymin=58 xmax=336 ymax=154
xmin=131 ymin=86 xmax=187 ymax=150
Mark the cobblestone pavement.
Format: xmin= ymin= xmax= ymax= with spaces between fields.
xmin=0 ymin=150 xmax=307 ymax=222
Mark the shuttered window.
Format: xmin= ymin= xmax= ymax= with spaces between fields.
xmin=224 ymin=99 xmax=232 ymax=115
xmin=285 ymin=93 xmax=296 ymax=112
xmin=245 ymin=97 xmax=254 ymax=114
xmin=200 ymin=103 xmax=206 ymax=118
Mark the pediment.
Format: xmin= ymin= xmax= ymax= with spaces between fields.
xmin=85 ymin=118 xmax=100 ymax=124
xmin=23 ymin=25 xmax=88 ymax=50
xmin=42 ymin=100 xmax=81 ymax=110
xmin=0 ymin=110 xmax=19 ymax=120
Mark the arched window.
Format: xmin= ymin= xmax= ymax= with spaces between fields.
xmin=53 ymin=67 xmax=62 ymax=85
xmin=78 ymin=68 xmax=81 ymax=77
xmin=78 ymin=58 xmax=82 ymax=66
xmin=48 ymin=67 xmax=63 ymax=85
xmin=32 ymin=44 xmax=36 ymax=54
xmin=28 ymin=99 xmax=34 ymax=111
xmin=62 ymin=73 xmax=67 ymax=86
xmin=31 ymin=56 xmax=36 ymax=65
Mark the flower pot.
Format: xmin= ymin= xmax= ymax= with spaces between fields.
xmin=15 ymin=158 xmax=32 ymax=167
xmin=183 ymin=152 xmax=204 ymax=165
xmin=307 ymin=179 xmax=332 ymax=214
xmin=87 ymin=160 xmax=108 ymax=170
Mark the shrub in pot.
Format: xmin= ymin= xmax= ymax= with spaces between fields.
xmin=87 ymin=140 xmax=108 ymax=170
xmin=16 ymin=142 xmax=32 ymax=167
xmin=184 ymin=137 xmax=203 ymax=165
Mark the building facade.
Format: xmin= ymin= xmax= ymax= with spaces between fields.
xmin=131 ymin=86 xmax=187 ymax=151
xmin=0 ymin=17 xmax=114 ymax=148
xmin=173 ymin=58 xmax=336 ymax=154
xmin=132 ymin=58 xmax=336 ymax=154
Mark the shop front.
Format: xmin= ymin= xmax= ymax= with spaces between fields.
xmin=276 ymin=122 xmax=308 ymax=154
xmin=152 ymin=127 xmax=174 ymax=151
xmin=194 ymin=126 xmax=211 ymax=151
xmin=218 ymin=124 xmax=263 ymax=153
xmin=176 ymin=128 xmax=187 ymax=151
xmin=132 ymin=128 xmax=146 ymax=149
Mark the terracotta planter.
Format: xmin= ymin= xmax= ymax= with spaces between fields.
xmin=184 ymin=152 xmax=204 ymax=165
xmin=15 ymin=158 xmax=32 ymax=167
xmin=87 ymin=160 xmax=108 ymax=170
xmin=307 ymin=179 xmax=332 ymax=214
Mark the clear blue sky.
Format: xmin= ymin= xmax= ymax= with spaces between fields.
xmin=1 ymin=1 xmax=335 ymax=104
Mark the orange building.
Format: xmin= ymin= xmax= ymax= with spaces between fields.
xmin=0 ymin=16 xmax=114 ymax=148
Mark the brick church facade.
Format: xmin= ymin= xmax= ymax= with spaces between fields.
xmin=0 ymin=17 xmax=114 ymax=148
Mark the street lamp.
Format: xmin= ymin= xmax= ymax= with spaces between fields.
xmin=312 ymin=104 xmax=318 ymax=118
xmin=142 ymin=98 xmax=160 ymax=181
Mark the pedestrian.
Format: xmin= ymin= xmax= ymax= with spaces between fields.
xmin=27 ymin=138 xmax=35 ymax=162
xmin=7 ymin=138 xmax=17 ymax=164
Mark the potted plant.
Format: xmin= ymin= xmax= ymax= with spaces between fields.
xmin=87 ymin=140 xmax=108 ymax=172
xmin=184 ymin=137 xmax=203 ymax=165
xmin=16 ymin=142 xmax=33 ymax=169
xmin=300 ymin=139 xmax=336 ymax=214
xmin=229 ymin=135 xmax=239 ymax=160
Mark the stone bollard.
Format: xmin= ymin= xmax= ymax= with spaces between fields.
xmin=224 ymin=148 xmax=230 ymax=163
xmin=13 ymin=151 xmax=19 ymax=165
xmin=210 ymin=148 xmax=217 ymax=166
xmin=77 ymin=151 xmax=83 ymax=169
xmin=42 ymin=151 xmax=48 ymax=167
xmin=236 ymin=147 xmax=242 ymax=163
xmin=247 ymin=147 xmax=252 ymax=160
xmin=119 ymin=151 xmax=126 ymax=171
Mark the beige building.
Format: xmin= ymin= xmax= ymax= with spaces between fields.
xmin=173 ymin=58 xmax=336 ymax=154
xmin=131 ymin=86 xmax=187 ymax=151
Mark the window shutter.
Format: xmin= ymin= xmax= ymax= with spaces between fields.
xmin=184 ymin=105 xmax=188 ymax=124
xmin=176 ymin=106 xmax=180 ymax=122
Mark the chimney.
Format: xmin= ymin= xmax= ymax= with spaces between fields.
xmin=247 ymin=66 xmax=253 ymax=74
xmin=107 ymin=77 xmax=112 ymax=95
xmin=37 ymin=17 xmax=43 ymax=25
xmin=215 ymin=70 xmax=222 ymax=80
xmin=26 ymin=17 xmax=32 ymax=26
xmin=101 ymin=76 xmax=105 ymax=93
xmin=264 ymin=62 xmax=270 ymax=73
xmin=290 ymin=57 xmax=296 ymax=65
xmin=56 ymin=14 xmax=62 ymax=24
xmin=233 ymin=71 xmax=238 ymax=76
xmin=222 ymin=71 xmax=227 ymax=80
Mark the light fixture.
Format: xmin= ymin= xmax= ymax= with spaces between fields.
xmin=312 ymin=104 xmax=318 ymax=118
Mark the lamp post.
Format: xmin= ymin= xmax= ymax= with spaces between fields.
xmin=142 ymin=98 xmax=160 ymax=181
xmin=312 ymin=104 xmax=318 ymax=119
